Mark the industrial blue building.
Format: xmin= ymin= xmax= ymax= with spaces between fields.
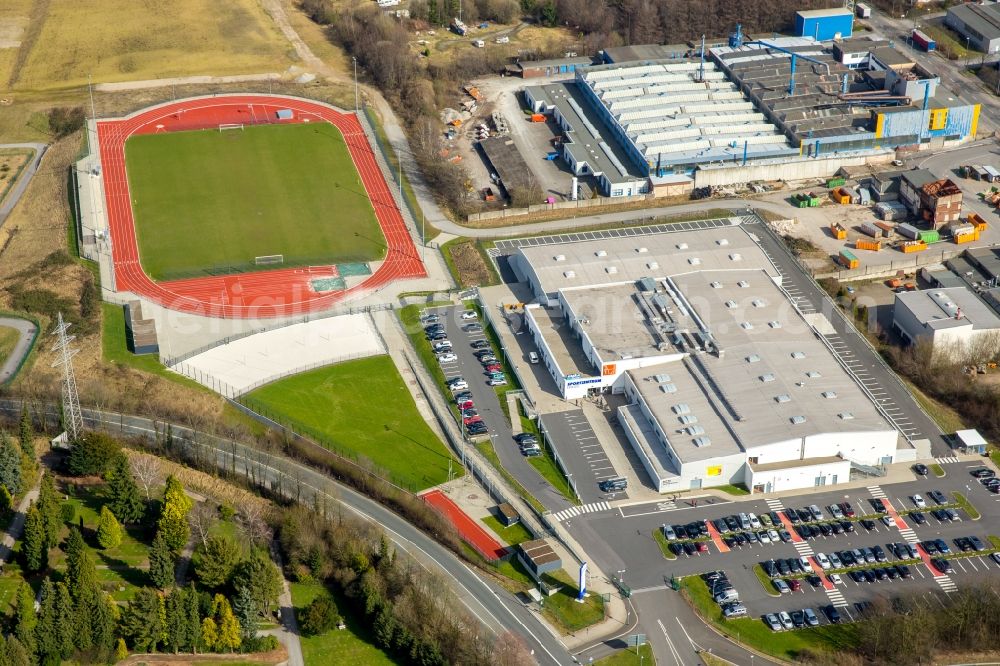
xmin=795 ymin=8 xmax=854 ymax=41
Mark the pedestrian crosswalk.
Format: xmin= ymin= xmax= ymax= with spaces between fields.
xmin=935 ymin=456 xmax=960 ymax=465
xmin=867 ymin=485 xmax=887 ymax=500
xmin=936 ymin=575 xmax=957 ymax=593
xmin=793 ymin=541 xmax=815 ymax=557
xmin=765 ymin=498 xmax=784 ymax=511
xmin=826 ymin=587 xmax=848 ymax=608
xmin=551 ymin=501 xmax=612 ymax=522
xmin=898 ymin=526 xmax=919 ymax=544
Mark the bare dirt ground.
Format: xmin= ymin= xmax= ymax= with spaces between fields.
xmin=447 ymin=240 xmax=492 ymax=288
xmin=0 ymin=148 xmax=30 ymax=204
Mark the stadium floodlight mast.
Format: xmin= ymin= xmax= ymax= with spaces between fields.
xmin=352 ymin=57 xmax=359 ymax=112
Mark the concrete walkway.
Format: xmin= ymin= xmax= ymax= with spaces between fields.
xmin=0 ymin=143 xmax=46 ymax=227
xmin=0 ymin=317 xmax=37 ymax=386
xmin=0 ymin=480 xmax=40 ymax=565
xmin=264 ymin=547 xmax=304 ymax=666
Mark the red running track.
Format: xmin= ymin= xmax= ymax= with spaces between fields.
xmin=421 ymin=489 xmax=508 ymax=561
xmin=96 ymin=95 xmax=425 ymax=319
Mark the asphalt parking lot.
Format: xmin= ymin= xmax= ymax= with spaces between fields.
xmin=572 ymin=460 xmax=1000 ymax=629
xmin=427 ymin=305 xmax=574 ymax=513
xmin=540 ymin=409 xmax=629 ymax=504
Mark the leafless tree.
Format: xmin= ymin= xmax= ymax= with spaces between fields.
xmin=130 ymin=454 xmax=162 ymax=501
xmin=491 ymin=630 xmax=537 ymax=666
xmin=188 ymin=501 xmax=218 ymax=548
xmin=238 ymin=501 xmax=271 ymax=548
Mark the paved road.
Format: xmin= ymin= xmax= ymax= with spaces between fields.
xmin=0 ymin=143 xmax=46 ymax=226
xmin=0 ymin=399 xmax=574 ymax=666
xmin=0 ymin=317 xmax=38 ymax=386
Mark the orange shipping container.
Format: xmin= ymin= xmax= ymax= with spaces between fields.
xmin=856 ymin=239 xmax=881 ymax=251
xmin=955 ymin=231 xmax=980 ymax=244
xmin=831 ymin=223 xmax=847 ymax=240
xmin=530 ymin=113 xmax=546 ymax=122
xmin=968 ymin=212 xmax=988 ymax=232
xmin=902 ymin=241 xmax=927 ymax=253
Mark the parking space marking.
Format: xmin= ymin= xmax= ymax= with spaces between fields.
xmin=705 ymin=519 xmax=730 ymax=553
xmin=867 ymin=485 xmax=887 ymax=499
xmin=826 ymin=587 xmax=848 ymax=607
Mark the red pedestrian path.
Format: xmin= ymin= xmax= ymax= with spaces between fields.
xmin=704 ymin=519 xmax=730 ymax=553
xmin=96 ymin=94 xmax=426 ymax=319
xmin=421 ymin=489 xmax=508 ymax=561
xmin=880 ymin=498 xmax=945 ymax=577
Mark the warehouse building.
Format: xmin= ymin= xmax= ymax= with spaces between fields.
xmin=510 ymin=221 xmax=904 ymax=493
xmin=892 ymin=286 xmax=1000 ymax=357
xmin=946 ymin=3 xmax=1000 ymax=55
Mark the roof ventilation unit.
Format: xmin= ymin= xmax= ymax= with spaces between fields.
xmin=729 ymin=253 xmax=742 ymax=261
xmin=710 ymin=281 xmax=723 ymax=289
xmin=563 ymin=270 xmax=576 ymax=278
xmin=768 ymin=321 xmax=782 ymax=329
xmin=838 ymin=412 xmax=855 ymax=420
xmin=692 ymin=436 xmax=712 ymax=448
xmin=679 ymin=414 xmax=698 ymax=425
xmin=790 ymin=415 xmax=807 ymax=425
xmin=660 ymin=383 xmax=677 ymax=394
xmin=554 ymin=254 xmax=566 ymax=261
xmin=775 ymin=394 xmax=791 ymax=403
xmin=653 ymin=374 xmax=671 ymax=383
xmin=606 ymin=266 xmax=618 ymax=274
xmin=595 ymin=249 xmax=607 ymax=257
xmin=746 ymin=354 xmax=761 ymax=363
xmin=822 ymin=391 xmax=837 ymax=399
xmin=752 ymin=299 xmax=766 ymax=308
xmin=790 ymin=351 xmax=806 ymax=359
xmin=637 ymin=277 xmax=657 ymax=292
xmin=716 ymin=238 xmax=730 ymax=246
xmin=672 ymin=403 xmax=691 ymax=415
xmin=725 ymin=300 xmax=737 ymax=309
xmin=676 ymin=242 xmax=689 ymax=250
xmin=688 ymin=257 xmax=701 ymax=265
xmin=636 ymin=247 xmax=648 ymax=253
xmin=647 ymin=261 xmax=659 ymax=270
xmin=806 ymin=371 xmax=822 ymax=378
xmin=737 ymin=280 xmax=749 ymax=288
xmin=760 ymin=373 xmax=775 ymax=383
xmin=741 ymin=321 xmax=754 ymax=330
xmin=686 ymin=425 xmax=706 ymax=436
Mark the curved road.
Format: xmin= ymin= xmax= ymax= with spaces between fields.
xmin=0 ymin=399 xmax=573 ymax=665
xmin=0 ymin=143 xmax=46 ymax=226
xmin=0 ymin=317 xmax=37 ymax=385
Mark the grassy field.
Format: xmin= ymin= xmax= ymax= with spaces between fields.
xmin=8 ymin=0 xmax=292 ymax=90
xmin=0 ymin=325 xmax=19 ymax=366
xmin=290 ymin=580 xmax=399 ymax=666
xmin=594 ymin=644 xmax=654 ymax=665
xmin=481 ymin=515 xmax=533 ymax=546
xmin=125 ymin=123 xmax=384 ymax=280
xmin=681 ymin=577 xmax=858 ymax=661
xmin=244 ymin=356 xmax=458 ymax=491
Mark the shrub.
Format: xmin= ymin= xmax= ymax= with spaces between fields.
xmin=67 ymin=432 xmax=121 ymax=476
xmin=299 ymin=595 xmax=341 ymax=636
xmin=47 ymin=107 xmax=85 ymax=138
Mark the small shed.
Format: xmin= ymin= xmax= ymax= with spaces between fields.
xmin=517 ymin=539 xmax=561 ymax=580
xmin=276 ymin=109 xmax=294 ymax=120
xmin=955 ymin=429 xmax=988 ymax=455
xmin=496 ymin=502 xmax=520 ymax=527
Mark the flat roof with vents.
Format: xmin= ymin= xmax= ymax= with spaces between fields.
xmin=894 ymin=286 xmax=1000 ymax=332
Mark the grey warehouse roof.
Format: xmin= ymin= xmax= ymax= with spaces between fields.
xmin=948 ymin=3 xmax=1000 ymax=42
xmin=895 ymin=286 xmax=1000 ymax=331
xmin=576 ymin=59 xmax=796 ymax=168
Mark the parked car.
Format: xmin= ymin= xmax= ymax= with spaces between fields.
xmin=788 ymin=578 xmax=802 ymax=592
xmin=815 ymin=553 xmax=831 ymax=569
xmin=829 ymin=504 xmax=844 ymax=519
xmin=774 ymin=579 xmax=791 ymax=594
xmin=970 ymin=467 xmax=994 ymax=479
xmin=764 ymin=613 xmax=783 ymax=631
xmin=790 ymin=610 xmax=805 ymax=628
xmin=929 ymin=490 xmax=948 ymax=505
xmin=932 ymin=558 xmax=953 ymax=574
xmin=471 ymin=340 xmax=490 ymax=349
xmin=824 ymin=605 xmax=841 ymax=623
xmin=803 ymin=608 xmax=819 ymax=627
xmin=911 ymin=511 xmax=926 ymax=525
xmin=778 ymin=611 xmax=794 ymax=630
xmin=487 ymin=378 xmax=508 ymax=386
xmin=913 ymin=463 xmax=929 ymax=476
xmin=881 ymin=515 xmax=896 ymax=528
xmin=839 ymin=502 xmax=856 ymax=518
xmin=460 ymin=310 xmax=478 ymax=319
xmin=911 ymin=494 xmax=926 ymax=509
xmin=437 ymin=353 xmax=458 ymax=363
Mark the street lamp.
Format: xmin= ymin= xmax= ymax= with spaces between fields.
xmin=966 ymin=36 xmax=972 ymax=68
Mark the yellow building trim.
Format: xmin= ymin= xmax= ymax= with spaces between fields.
xmin=970 ymin=104 xmax=982 ymax=139
xmin=874 ymin=112 xmax=885 ymax=139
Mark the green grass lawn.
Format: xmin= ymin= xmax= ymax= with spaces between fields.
xmin=0 ymin=326 xmax=19 ymax=367
xmin=594 ymin=644 xmax=654 ymax=665
xmin=244 ymin=356 xmax=458 ymax=491
xmin=652 ymin=529 xmax=676 ymax=560
xmin=931 ymin=463 xmax=946 ymax=478
xmin=125 ymin=123 xmax=384 ymax=280
xmin=481 ymin=515 xmax=533 ymax=546
xmin=290 ymin=580 xmax=399 ymax=666
xmin=953 ymin=491 xmax=981 ymax=520
xmin=681 ymin=577 xmax=858 ymax=661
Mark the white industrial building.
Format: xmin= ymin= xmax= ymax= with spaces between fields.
xmin=892 ymin=285 xmax=1000 ymax=358
xmin=510 ymin=221 xmax=904 ymax=493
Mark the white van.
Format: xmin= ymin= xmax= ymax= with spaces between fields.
xmin=528 ymin=351 xmax=540 ymax=364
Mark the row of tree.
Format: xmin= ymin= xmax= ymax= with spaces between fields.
xmin=275 ymin=504 xmax=533 ymax=666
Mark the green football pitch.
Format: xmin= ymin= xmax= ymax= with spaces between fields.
xmin=244 ymin=356 xmax=459 ymax=491
xmin=125 ymin=123 xmax=385 ymax=281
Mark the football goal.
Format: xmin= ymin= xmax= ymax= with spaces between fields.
xmin=218 ymin=123 xmax=245 ymax=132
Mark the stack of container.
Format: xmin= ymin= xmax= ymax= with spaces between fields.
xmin=949 ymin=223 xmax=980 ymax=244
xmin=860 ymin=221 xmax=890 ymax=238
xmin=897 ymin=223 xmax=920 ymax=240
xmin=917 ymin=229 xmax=940 ymax=244
xmin=875 ymin=201 xmax=908 ymax=221
xmin=827 ymin=177 xmax=846 ymax=188
xmin=874 ymin=221 xmax=895 ymax=237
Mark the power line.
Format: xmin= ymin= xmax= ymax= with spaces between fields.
xmin=51 ymin=312 xmax=83 ymax=442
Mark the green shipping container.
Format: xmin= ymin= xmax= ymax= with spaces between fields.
xmin=809 ymin=197 xmax=821 ymax=207
xmin=917 ymin=230 xmax=940 ymax=243
xmin=827 ymin=177 xmax=846 ymax=188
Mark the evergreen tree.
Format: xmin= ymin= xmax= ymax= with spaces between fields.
xmin=121 ymin=588 xmax=165 ymax=653
xmin=201 ymin=618 xmax=218 ymax=653
xmin=165 ymin=587 xmax=189 ymax=653
xmin=96 ymin=505 xmax=123 ymax=549
xmin=18 ymin=408 xmax=33 ymax=461
xmin=300 ymin=595 xmax=340 ymax=636
xmin=22 ymin=505 xmax=47 ymax=573
xmin=192 ymin=535 xmax=240 ymax=589
xmin=158 ymin=475 xmax=193 ymax=552
xmin=114 ymin=638 xmax=128 ymax=662
xmin=36 ymin=473 xmax=60 ymax=549
xmin=56 ymin=582 xmax=75 ymax=659
xmin=66 ymin=528 xmax=99 ymax=601
xmin=0 ymin=484 xmax=13 ymax=518
xmin=212 ymin=595 xmax=241 ymax=653
xmin=91 ymin=592 xmax=119 ymax=659
xmin=0 ymin=432 xmax=22 ymax=496
xmin=5 ymin=636 xmax=31 ymax=666
xmin=35 ymin=578 xmax=59 ymax=664
xmin=230 ymin=552 xmax=282 ymax=620
xmin=186 ymin=583 xmax=202 ymax=652
xmin=149 ymin=531 xmax=176 ymax=589
xmin=14 ymin=582 xmax=36 ymax=659
xmin=232 ymin=584 xmax=257 ymax=639
xmin=107 ymin=453 xmax=144 ymax=523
